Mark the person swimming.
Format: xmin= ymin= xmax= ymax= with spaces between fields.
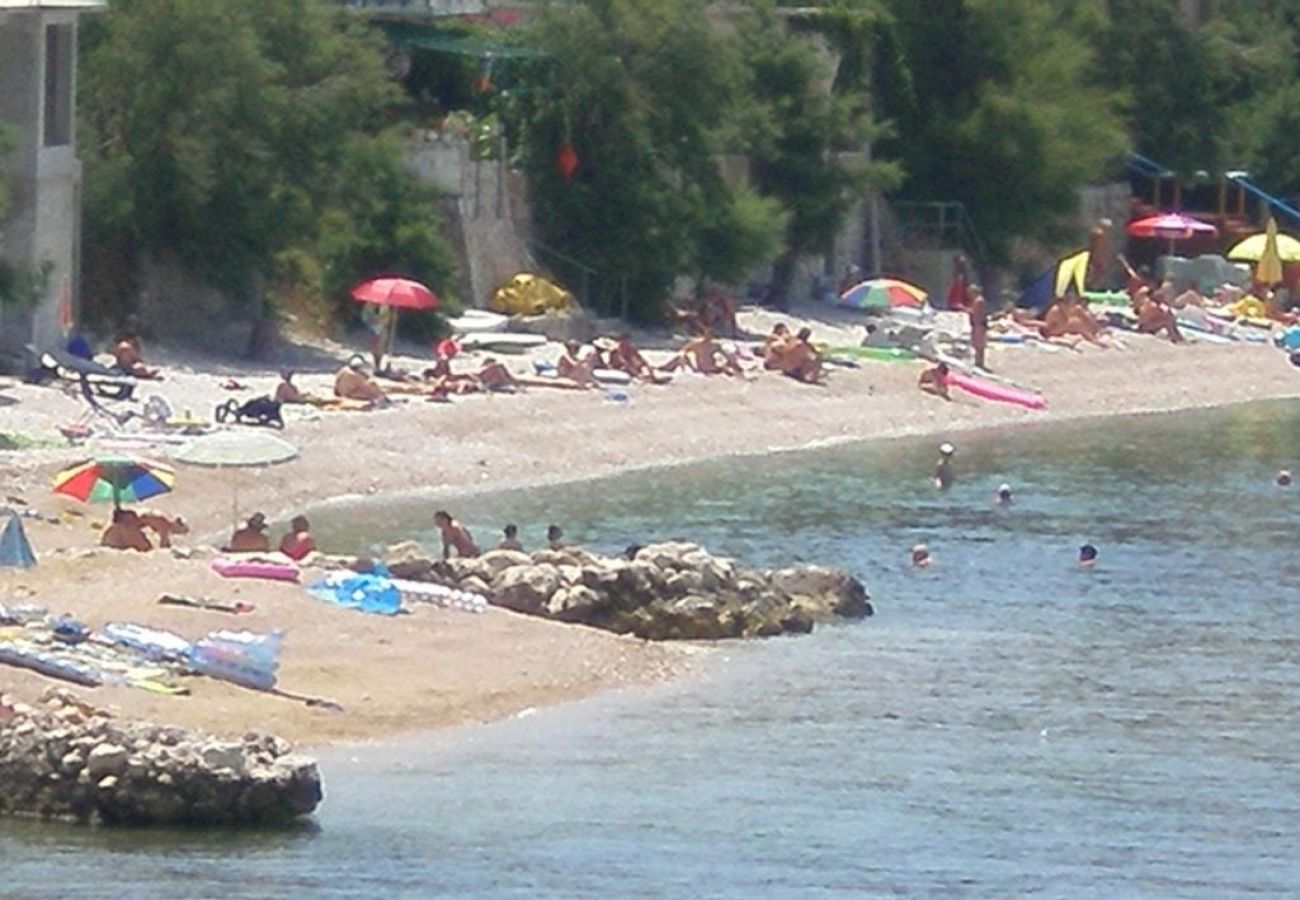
xmin=1079 ymin=543 xmax=1098 ymax=567
xmin=498 ymin=523 xmax=524 ymax=552
xmin=434 ymin=510 xmax=479 ymax=559
xmin=1277 ymin=470 xmax=1293 ymax=487
xmin=934 ymin=443 xmax=956 ymax=490
xmin=996 ymin=483 xmax=1014 ymax=505
xmin=910 ymin=543 xmax=932 ymax=568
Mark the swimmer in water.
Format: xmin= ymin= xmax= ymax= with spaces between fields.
xmin=996 ymin=483 xmax=1014 ymax=505
xmin=910 ymin=543 xmax=932 ymax=568
xmin=934 ymin=443 xmax=956 ymax=490
xmin=1277 ymin=469 xmax=1293 ymax=487
xmin=1079 ymin=543 xmax=1098 ymax=567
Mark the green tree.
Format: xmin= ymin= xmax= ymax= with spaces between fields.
xmin=510 ymin=0 xmax=783 ymax=320
xmin=742 ymin=0 xmax=902 ymax=305
xmin=877 ymin=0 xmax=1127 ymax=259
xmin=78 ymin=0 xmax=454 ymax=329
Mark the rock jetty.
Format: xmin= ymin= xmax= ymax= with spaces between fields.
xmin=0 ymin=688 xmax=321 ymax=826
xmin=379 ymin=540 xmax=873 ymax=640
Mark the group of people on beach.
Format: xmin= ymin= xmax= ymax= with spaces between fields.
xmin=433 ymin=510 xmax=569 ymax=560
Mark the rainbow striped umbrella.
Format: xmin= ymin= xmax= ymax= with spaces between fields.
xmin=52 ymin=455 xmax=175 ymax=509
xmin=838 ymin=278 xmax=927 ymax=310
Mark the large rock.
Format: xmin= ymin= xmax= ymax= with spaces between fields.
xmin=0 ymin=693 xmax=321 ymax=827
xmin=492 ymin=564 xmax=561 ymax=614
xmin=382 ymin=539 xmax=874 ymax=641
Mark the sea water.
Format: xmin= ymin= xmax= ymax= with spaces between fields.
xmin=3 ymin=403 xmax=1300 ymax=898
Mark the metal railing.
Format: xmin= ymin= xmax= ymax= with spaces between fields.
xmin=891 ymin=200 xmax=990 ymax=267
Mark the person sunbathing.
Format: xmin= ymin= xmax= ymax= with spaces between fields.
xmin=762 ymin=323 xmax=793 ymax=369
xmin=226 ymin=512 xmax=270 ymax=553
xmin=556 ymin=341 xmax=599 ymax=386
xmin=112 ymin=334 xmax=161 ymax=380
xmin=1132 ymin=287 xmax=1184 ymax=343
xmin=274 ymin=369 xmax=315 ymax=404
xmin=775 ymin=327 xmax=824 ymax=384
xmin=1040 ymin=295 xmax=1107 ymax=345
xmin=334 ymin=355 xmax=391 ymax=405
xmin=472 ymin=357 xmax=518 ymax=393
xmin=137 ymin=511 xmax=189 ymax=548
xmin=660 ymin=332 xmax=744 ymax=376
xmin=918 ymin=361 xmax=951 ymax=400
xmin=101 ymin=508 xmax=153 ymax=552
xmin=604 ymin=334 xmax=662 ymax=382
xmin=278 ymin=515 xmax=315 ymax=561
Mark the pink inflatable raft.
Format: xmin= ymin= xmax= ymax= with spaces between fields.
xmin=211 ymin=556 xmax=301 ymax=582
xmin=945 ymin=370 xmax=1046 ymax=410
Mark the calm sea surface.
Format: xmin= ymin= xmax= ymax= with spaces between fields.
xmin=3 ymin=403 xmax=1299 ymax=898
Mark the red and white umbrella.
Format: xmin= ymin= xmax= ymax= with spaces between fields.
xmin=1126 ymin=213 xmax=1217 ymax=254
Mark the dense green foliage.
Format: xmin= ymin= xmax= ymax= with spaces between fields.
xmin=67 ymin=0 xmax=1300 ymax=327
xmin=78 ymin=0 xmax=455 ymax=327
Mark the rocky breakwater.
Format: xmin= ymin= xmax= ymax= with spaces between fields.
xmin=385 ymin=540 xmax=873 ymax=640
xmin=0 ymin=689 xmax=321 ymax=826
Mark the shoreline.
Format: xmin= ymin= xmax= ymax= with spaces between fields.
xmin=4 ymin=311 xmax=1300 ymax=748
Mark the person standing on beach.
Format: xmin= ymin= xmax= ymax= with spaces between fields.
xmin=434 ymin=510 xmax=479 ymax=559
xmin=967 ymin=285 xmax=989 ymax=371
xmin=934 ymin=443 xmax=956 ymax=490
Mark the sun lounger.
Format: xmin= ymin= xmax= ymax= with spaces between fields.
xmin=31 ymin=347 xmax=138 ymax=400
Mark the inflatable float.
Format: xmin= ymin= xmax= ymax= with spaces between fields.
xmin=945 ymin=370 xmax=1046 ymax=410
xmin=820 ymin=344 xmax=917 ymax=362
xmin=211 ymin=557 xmax=300 ymax=582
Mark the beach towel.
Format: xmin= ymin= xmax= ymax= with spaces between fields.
xmin=0 ymin=511 xmax=36 ymax=568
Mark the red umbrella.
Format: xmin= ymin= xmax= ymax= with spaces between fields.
xmin=1126 ymin=213 xmax=1218 ymax=254
xmin=350 ymin=278 xmax=439 ymax=373
xmin=350 ymin=277 xmax=439 ymax=310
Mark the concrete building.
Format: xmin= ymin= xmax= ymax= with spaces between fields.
xmin=0 ymin=0 xmax=102 ymax=360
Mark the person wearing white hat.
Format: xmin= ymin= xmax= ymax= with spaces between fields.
xmin=910 ymin=543 xmax=932 ymax=568
xmin=996 ymin=483 xmax=1014 ymax=505
xmin=934 ymin=443 xmax=956 ymax=490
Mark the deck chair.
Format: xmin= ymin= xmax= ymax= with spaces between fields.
xmin=30 ymin=347 xmax=138 ymax=400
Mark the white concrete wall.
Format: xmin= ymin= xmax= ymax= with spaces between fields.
xmin=0 ymin=7 xmax=83 ymax=358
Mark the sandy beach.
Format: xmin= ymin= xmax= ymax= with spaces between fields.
xmin=3 ymin=305 xmax=1299 ymax=746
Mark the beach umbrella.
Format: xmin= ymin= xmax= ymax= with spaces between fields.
xmin=1227 ymin=221 xmax=1300 ymax=267
xmin=173 ymin=431 xmax=298 ymax=527
xmin=1054 ymin=249 xmax=1090 ymax=298
xmin=52 ymin=455 xmax=175 ymax=509
xmin=1126 ymin=213 xmax=1218 ymax=254
xmin=1252 ymin=216 xmax=1285 ymax=286
xmin=350 ymin=277 xmax=439 ymax=311
xmin=838 ymin=278 xmax=927 ymax=310
xmin=351 ymin=277 xmax=440 ymax=372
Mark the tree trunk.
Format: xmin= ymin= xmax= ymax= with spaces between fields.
xmin=767 ymin=251 xmax=799 ymax=311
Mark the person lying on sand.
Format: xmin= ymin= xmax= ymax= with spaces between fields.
xmin=112 ymin=334 xmax=161 ymax=380
xmin=918 ymin=361 xmax=951 ymax=400
xmin=1039 ymin=295 xmax=1108 ymax=345
xmin=278 ymin=515 xmax=315 ymax=561
xmin=136 ymin=511 xmax=188 ymax=548
xmin=660 ymin=332 xmax=745 ymax=376
xmin=101 ymin=508 xmax=152 ymax=552
xmin=1132 ymin=287 xmax=1184 ymax=343
xmin=556 ymin=341 xmax=599 ymax=386
xmin=475 ymin=357 xmax=520 ymax=392
xmin=226 ymin=512 xmax=270 ymax=553
xmin=334 ymin=355 xmax=391 ymax=406
xmin=602 ymin=334 xmax=665 ymax=383
xmin=434 ymin=510 xmax=479 ymax=559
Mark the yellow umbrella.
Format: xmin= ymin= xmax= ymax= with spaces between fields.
xmin=1254 ymin=217 xmax=1284 ymax=285
xmin=1054 ymin=249 xmax=1090 ymax=297
xmin=1226 ymin=226 xmax=1300 ymax=264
